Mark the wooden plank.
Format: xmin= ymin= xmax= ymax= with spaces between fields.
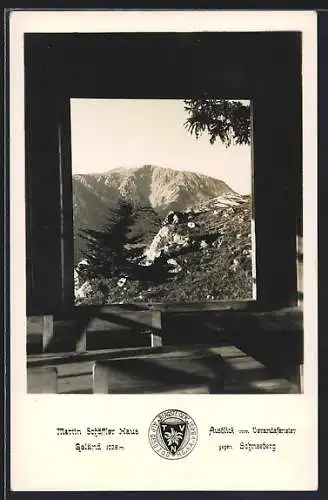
xmin=147 ymin=300 xmax=258 ymax=313
xmin=65 ymin=307 xmax=302 ymax=334
xmin=300 ymin=364 xmax=304 ymax=392
xmin=47 ymin=308 xmax=164 ymax=353
xmin=27 ymin=366 xmax=57 ymax=393
xmin=162 ymin=308 xmax=303 ymax=361
xmin=46 ymin=313 xmax=157 ymax=354
xmin=72 ymin=305 xmax=160 ymax=326
xmin=150 ymin=334 xmax=162 ymax=348
xmin=93 ymin=351 xmax=224 ymax=394
xmin=164 ymin=307 xmax=302 ymax=329
xmin=208 ymin=346 xmax=300 ymax=394
xmin=58 ymin=98 xmax=75 ymax=311
xmin=151 ymin=310 xmax=162 ymax=330
xmin=42 ymin=316 xmax=54 ymax=352
xmin=50 ymin=307 xmax=301 ymax=343
xmin=56 ymin=361 xmax=94 ymax=394
xmin=159 ymin=386 xmax=210 ymax=394
xmin=27 ymin=346 xmax=158 ymax=367
xmin=27 ymin=345 xmax=220 ymax=367
xmin=252 ymin=87 xmax=301 ymax=308
xmin=76 ymin=332 xmax=87 ymax=353
xmin=284 ymin=363 xmax=304 ymax=393
xmin=150 ymin=310 xmax=162 ymax=347
xmin=25 ymin=91 xmax=65 ymax=314
xmin=27 ymin=315 xmax=54 ymax=353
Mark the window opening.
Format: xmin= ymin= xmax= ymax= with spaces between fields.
xmin=70 ymin=98 xmax=256 ymax=306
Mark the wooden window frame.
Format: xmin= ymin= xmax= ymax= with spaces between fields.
xmin=24 ymin=32 xmax=302 ymax=316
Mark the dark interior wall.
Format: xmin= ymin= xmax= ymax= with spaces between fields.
xmin=25 ymin=94 xmax=62 ymax=313
xmin=25 ymin=32 xmax=302 ymax=315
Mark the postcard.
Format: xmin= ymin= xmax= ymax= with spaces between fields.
xmin=9 ymin=10 xmax=317 ymax=491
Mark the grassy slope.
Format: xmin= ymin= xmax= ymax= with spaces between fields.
xmin=76 ymin=197 xmax=253 ymax=304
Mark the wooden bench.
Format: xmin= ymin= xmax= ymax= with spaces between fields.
xmin=209 ymin=345 xmax=302 ymax=394
xmin=27 ymin=310 xmax=162 ymax=354
xmin=27 ymin=347 xmax=225 ymax=394
xmin=26 ymin=344 xmax=302 ymax=394
xmin=92 ymin=348 xmax=225 ymax=394
xmin=26 ymin=307 xmax=303 ymax=394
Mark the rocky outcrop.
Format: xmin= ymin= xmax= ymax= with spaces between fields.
xmin=74 ymin=190 xmax=253 ymax=304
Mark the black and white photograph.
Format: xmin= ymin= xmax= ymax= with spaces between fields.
xmin=9 ymin=10 xmax=317 ymax=492
xmin=72 ymin=99 xmax=254 ymax=307
xmin=24 ymin=29 xmax=304 ymax=396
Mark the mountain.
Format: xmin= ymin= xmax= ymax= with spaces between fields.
xmin=73 ymin=164 xmax=234 ymax=263
xmin=75 ymin=191 xmax=253 ymax=304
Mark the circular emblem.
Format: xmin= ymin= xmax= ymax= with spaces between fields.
xmin=148 ymin=409 xmax=198 ymax=460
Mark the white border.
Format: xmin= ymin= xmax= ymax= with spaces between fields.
xmin=10 ymin=10 xmax=317 ymax=491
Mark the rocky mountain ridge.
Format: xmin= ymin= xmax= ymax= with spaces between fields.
xmin=73 ymin=164 xmax=234 ymax=263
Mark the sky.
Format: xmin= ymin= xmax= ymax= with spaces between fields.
xmin=70 ymin=99 xmax=252 ymax=195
